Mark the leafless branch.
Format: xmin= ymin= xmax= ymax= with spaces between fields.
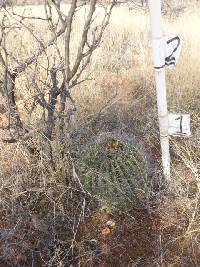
xmin=0 ymin=0 xmax=115 ymax=160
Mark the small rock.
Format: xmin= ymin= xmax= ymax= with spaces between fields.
xmin=101 ymin=227 xmax=111 ymax=236
xmin=106 ymin=220 xmax=116 ymax=229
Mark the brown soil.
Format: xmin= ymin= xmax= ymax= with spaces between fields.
xmin=0 ymin=195 xmax=199 ymax=267
xmin=76 ymin=206 xmax=161 ymax=267
xmin=75 ymin=200 xmax=199 ymax=267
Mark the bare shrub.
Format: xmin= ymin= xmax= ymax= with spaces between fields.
xmin=0 ymin=0 xmax=115 ymax=161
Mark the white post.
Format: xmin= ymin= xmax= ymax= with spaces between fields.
xmin=148 ymin=0 xmax=171 ymax=180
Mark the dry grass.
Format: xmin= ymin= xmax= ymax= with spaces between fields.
xmin=0 ymin=3 xmax=200 ymax=266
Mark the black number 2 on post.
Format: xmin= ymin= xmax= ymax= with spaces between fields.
xmin=165 ymin=36 xmax=181 ymax=67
